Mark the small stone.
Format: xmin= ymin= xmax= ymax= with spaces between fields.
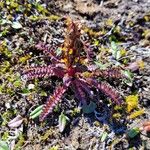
xmin=5 ymin=102 xmax=11 ymax=109
xmin=139 ymin=39 xmax=149 ymax=47
xmin=28 ymin=84 xmax=35 ymax=90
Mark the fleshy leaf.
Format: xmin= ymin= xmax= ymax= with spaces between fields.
xmin=122 ymin=70 xmax=134 ymax=86
xmin=11 ymin=22 xmax=22 ymax=29
xmin=30 ymin=105 xmax=43 ymax=119
xmin=58 ymin=112 xmax=69 ymax=132
xmin=111 ymin=41 xmax=121 ymax=60
xmin=94 ymin=68 xmax=124 ymax=79
xmin=40 ymin=79 xmax=71 ymax=121
xmin=127 ymin=127 xmax=140 ymax=138
xmin=82 ymin=101 xmax=96 ymax=114
xmin=86 ymin=78 xmax=122 ymax=105
xmin=123 ymin=70 xmax=133 ymax=80
xmin=94 ymin=61 xmax=108 ymax=69
xmin=23 ymin=65 xmax=65 ymax=80
xmin=0 ymin=140 xmax=9 ymax=150
xmin=100 ymin=131 xmax=108 ymax=142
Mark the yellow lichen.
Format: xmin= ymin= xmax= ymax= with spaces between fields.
xmin=49 ymin=15 xmax=60 ymax=21
xmin=49 ymin=145 xmax=59 ymax=150
xmin=137 ymin=60 xmax=144 ymax=69
xmin=61 ymin=58 xmax=67 ymax=63
xmin=40 ymin=128 xmax=54 ymax=141
xmin=1 ymin=110 xmax=15 ymax=126
xmin=83 ymin=27 xmax=102 ymax=37
xmin=69 ymin=49 xmax=73 ymax=55
xmin=19 ymin=54 xmax=31 ymax=63
xmin=120 ymin=49 xmax=127 ymax=57
xmin=14 ymin=134 xmax=25 ymax=150
xmin=2 ymin=131 xmax=9 ymax=141
xmin=114 ymin=105 xmax=123 ymax=110
xmin=105 ymin=19 xmax=113 ymax=27
xmin=128 ymin=109 xmax=145 ymax=119
xmin=82 ymin=71 xmax=92 ymax=78
xmin=0 ymin=41 xmax=12 ymax=58
xmin=125 ymin=95 xmax=138 ymax=112
xmin=144 ymin=15 xmax=150 ymax=22
xmin=93 ymin=39 xmax=99 ymax=46
xmin=113 ymin=113 xmax=121 ymax=119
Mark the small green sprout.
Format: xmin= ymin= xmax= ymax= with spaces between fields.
xmin=58 ymin=112 xmax=69 ymax=132
xmin=0 ymin=140 xmax=9 ymax=150
xmin=29 ymin=105 xmax=43 ymax=119
xmin=100 ymin=131 xmax=108 ymax=142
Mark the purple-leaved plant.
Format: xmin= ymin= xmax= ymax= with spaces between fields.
xmin=23 ymin=18 xmax=125 ymax=121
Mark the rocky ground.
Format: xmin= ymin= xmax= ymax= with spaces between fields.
xmin=0 ymin=0 xmax=150 ymax=150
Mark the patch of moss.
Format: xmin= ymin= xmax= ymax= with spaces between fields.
xmin=1 ymin=110 xmax=15 ymax=126
xmin=14 ymin=133 xmax=25 ymax=150
xmin=40 ymin=128 xmax=54 ymax=141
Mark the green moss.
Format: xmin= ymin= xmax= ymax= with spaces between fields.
xmin=34 ymin=3 xmax=49 ymax=15
xmin=0 ymin=41 xmax=12 ymax=58
xmin=14 ymin=133 xmax=25 ymax=150
xmin=1 ymin=110 xmax=15 ymax=126
xmin=0 ymin=2 xmax=4 ymax=8
xmin=70 ymin=107 xmax=81 ymax=116
xmin=40 ymin=128 xmax=53 ymax=141
xmin=0 ymin=28 xmax=9 ymax=37
xmin=2 ymin=132 xmax=9 ymax=141
xmin=49 ymin=145 xmax=59 ymax=150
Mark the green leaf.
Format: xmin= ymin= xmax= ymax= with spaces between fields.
xmin=40 ymin=91 xmax=47 ymax=96
xmin=0 ymin=19 xmax=11 ymax=25
xmin=127 ymin=127 xmax=140 ymax=138
xmin=30 ymin=105 xmax=43 ymax=119
xmin=124 ymin=80 xmax=133 ymax=87
xmin=21 ymin=88 xmax=30 ymax=95
xmin=14 ymin=133 xmax=25 ymax=150
xmin=0 ymin=140 xmax=9 ymax=150
xmin=0 ymin=29 xmax=9 ymax=37
xmin=111 ymin=41 xmax=121 ymax=60
xmin=123 ymin=70 xmax=133 ymax=80
xmin=11 ymin=22 xmax=22 ymax=29
xmin=49 ymin=145 xmax=59 ymax=150
xmin=56 ymin=47 xmax=62 ymax=56
xmin=29 ymin=15 xmax=40 ymax=21
xmin=82 ymin=101 xmax=97 ymax=114
xmin=94 ymin=61 xmax=109 ymax=69
xmin=93 ymin=39 xmax=99 ymax=46
xmin=30 ymin=110 xmax=42 ymax=119
xmin=13 ymin=80 xmax=22 ymax=88
xmin=116 ymin=50 xmax=121 ymax=60
xmin=100 ymin=131 xmax=108 ymax=142
xmin=58 ymin=112 xmax=69 ymax=132
xmin=122 ymin=70 xmax=134 ymax=86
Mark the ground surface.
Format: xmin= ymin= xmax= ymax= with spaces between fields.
xmin=0 ymin=0 xmax=150 ymax=150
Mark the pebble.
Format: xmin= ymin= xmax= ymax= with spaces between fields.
xmin=139 ymin=39 xmax=149 ymax=47
xmin=5 ymin=102 xmax=11 ymax=109
xmin=28 ymin=84 xmax=35 ymax=90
